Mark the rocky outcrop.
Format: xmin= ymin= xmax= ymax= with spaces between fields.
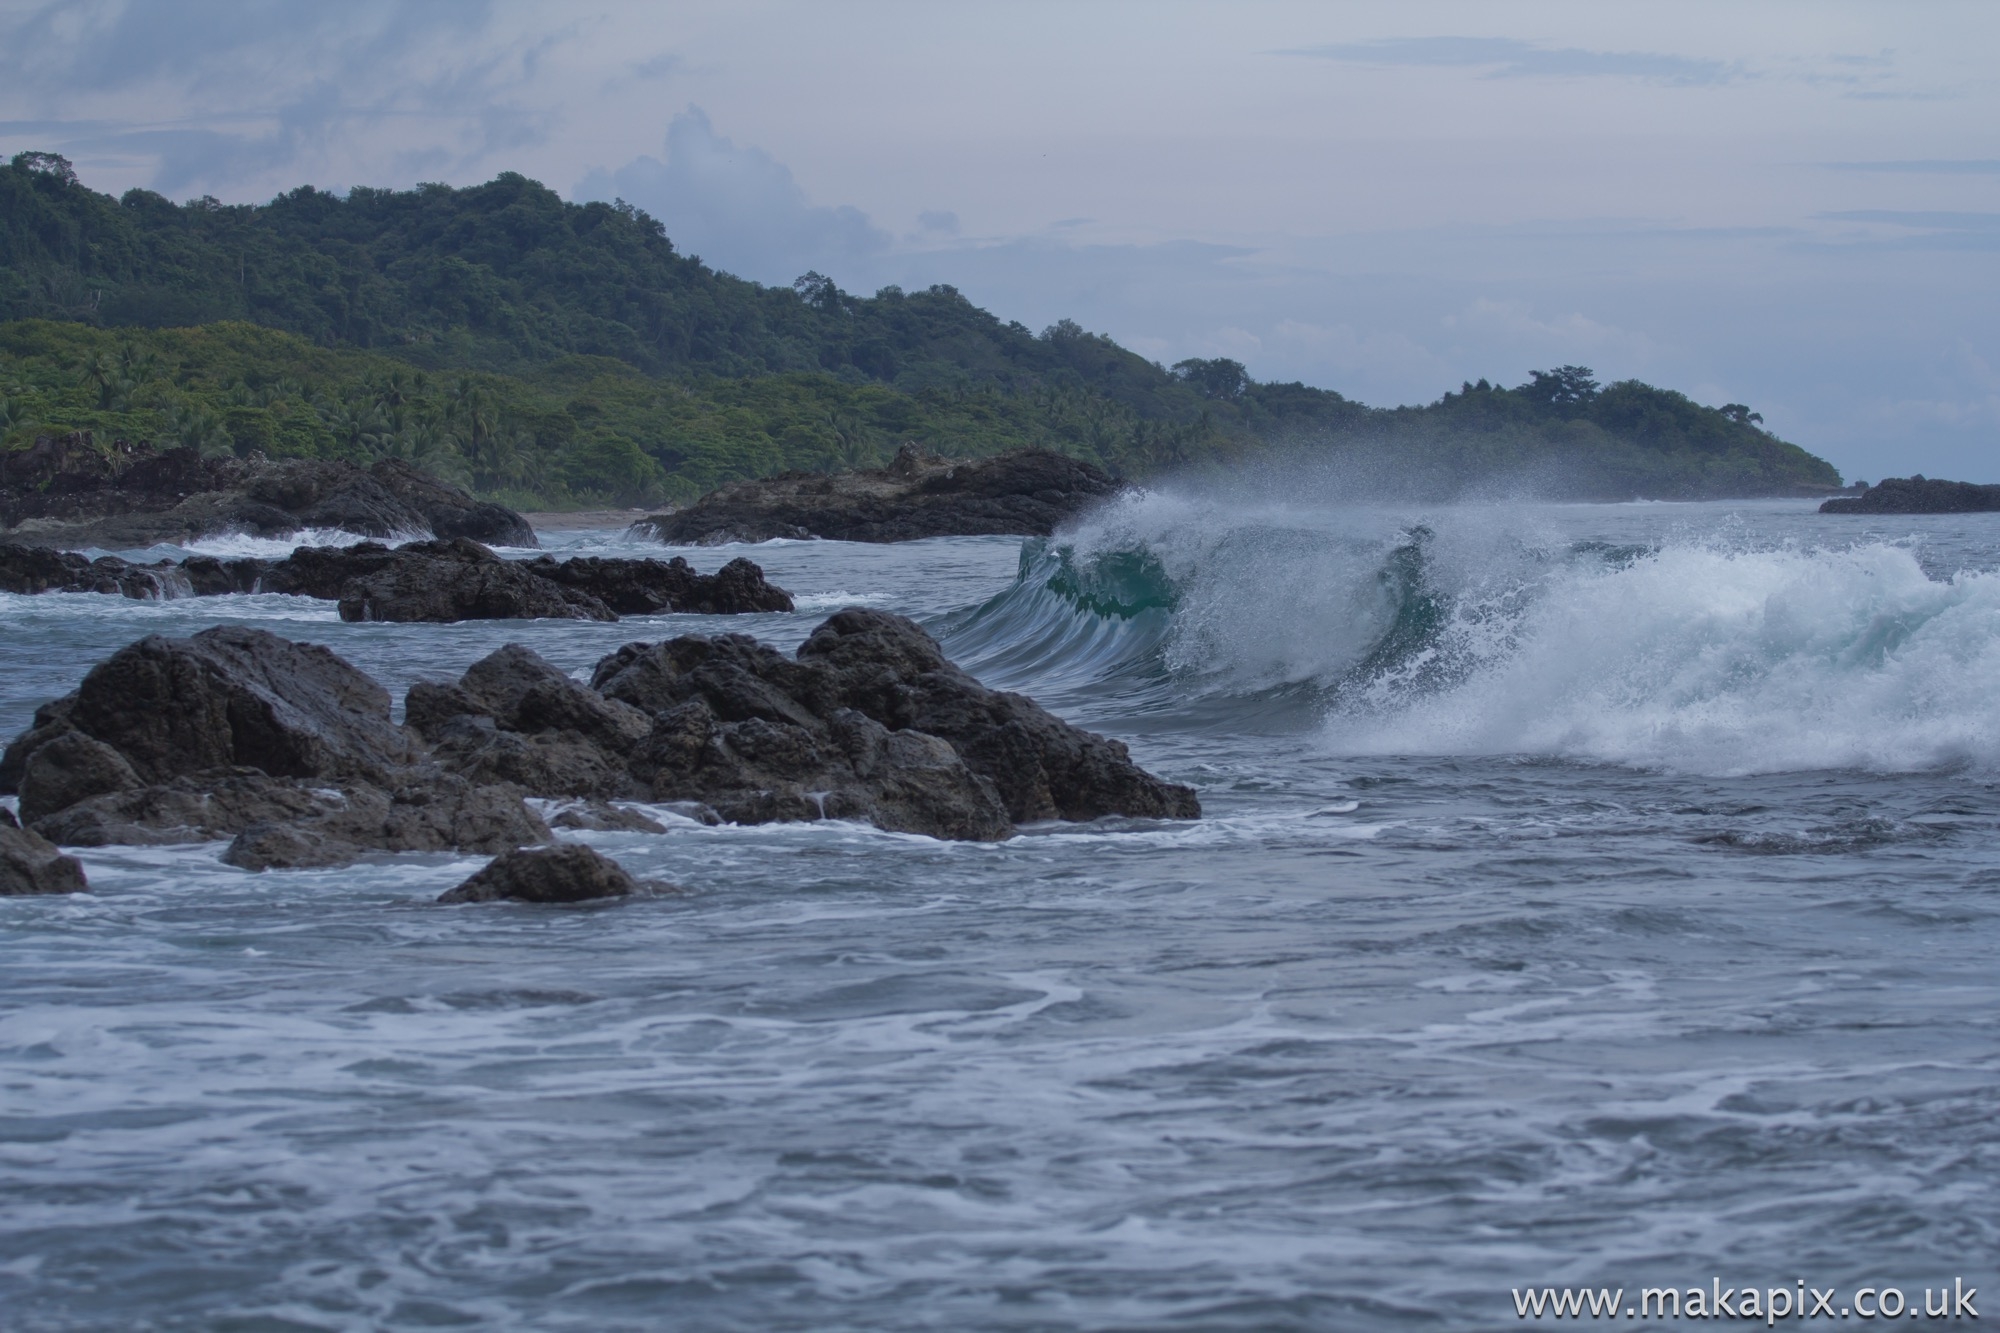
xmin=519 ymin=554 xmax=795 ymax=615
xmin=292 ymin=539 xmax=618 ymax=623
xmin=437 ymin=844 xmax=643 ymax=904
xmin=412 ymin=608 xmax=1199 ymax=839
xmin=1820 ymin=476 xmax=2000 ymax=515
xmin=223 ymin=777 xmax=551 ymax=870
xmin=0 ymin=543 xmax=192 ymax=597
xmin=9 ymin=627 xmax=423 ymax=799
xmin=0 ymin=626 xmax=546 ymax=869
xmin=0 ymin=812 xmax=87 ymax=895
xmin=633 ymin=444 xmax=1122 ymax=544
xmin=0 ymin=432 xmax=535 ymax=548
xmin=2 ymin=612 xmax=1197 ymax=866
xmin=0 ymin=537 xmax=792 ymax=624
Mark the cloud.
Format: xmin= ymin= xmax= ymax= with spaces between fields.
xmin=574 ymin=106 xmax=890 ymax=285
xmin=917 ymin=209 xmax=959 ymax=235
xmin=1823 ymin=159 xmax=2000 ymax=174
xmin=0 ymin=0 xmax=554 ymax=197
xmin=1278 ymin=37 xmax=1736 ymax=86
xmin=1807 ymin=210 xmax=2000 ymax=252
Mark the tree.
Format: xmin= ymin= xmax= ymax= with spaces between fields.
xmin=1520 ymin=365 xmax=1600 ymax=409
xmin=1172 ymin=357 xmax=1249 ymax=401
xmin=11 ymin=151 xmax=76 ymax=186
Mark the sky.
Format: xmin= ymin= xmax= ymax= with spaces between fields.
xmin=1 ymin=0 xmax=1996 ymax=483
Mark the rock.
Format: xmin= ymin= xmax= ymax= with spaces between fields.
xmin=408 ymin=645 xmax=653 ymax=799
xmin=0 ymin=535 xmax=792 ymax=624
xmin=0 ymin=626 xmax=554 ymax=868
xmin=308 ymin=539 xmax=616 ymax=623
xmin=1820 ymin=475 xmax=2000 ymax=514
xmin=0 ymin=542 xmax=191 ymax=598
xmin=584 ymin=608 xmax=1200 ymax=837
xmin=546 ymin=800 xmax=671 ymax=834
xmin=0 ymin=433 xmax=538 ymax=549
xmin=3 ymin=626 xmax=423 ymax=793
xmin=222 ymin=776 xmax=550 ymax=870
xmin=798 ymin=608 xmax=1201 ymax=823
xmin=518 ymin=553 xmax=795 ymax=614
xmin=31 ymin=770 xmax=356 ymax=846
xmin=0 ymin=819 xmax=87 ymax=895
xmin=18 ymin=730 xmax=142 ymax=826
xmin=362 ymin=458 xmax=537 ymax=547
xmin=632 ymin=445 xmax=1123 ymax=544
xmin=436 ymin=844 xmax=641 ymax=904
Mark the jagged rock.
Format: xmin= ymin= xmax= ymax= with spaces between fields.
xmin=437 ymin=844 xmax=641 ymax=904
xmin=633 ymin=444 xmax=1123 ymax=544
xmin=408 ymin=644 xmax=653 ymax=798
xmin=303 ymin=539 xmax=616 ymax=623
xmin=0 ymin=433 xmax=537 ymax=549
xmin=1820 ymin=475 xmax=2000 ymax=514
xmin=594 ymin=608 xmax=1201 ymax=829
xmin=0 ymin=537 xmax=794 ymax=623
xmin=2 ymin=626 xmax=423 ymax=795
xmin=177 ymin=555 xmax=268 ymax=595
xmin=519 ymin=553 xmax=795 ymax=614
xmin=30 ymin=770 xmax=357 ymax=847
xmin=222 ymin=777 xmax=549 ymax=870
xmin=0 ymin=818 xmax=87 ymax=895
xmin=18 ymin=730 xmax=142 ymax=826
xmin=0 ymin=542 xmax=189 ymax=597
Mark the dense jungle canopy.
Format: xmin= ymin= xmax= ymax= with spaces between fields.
xmin=0 ymin=151 xmax=1840 ymax=507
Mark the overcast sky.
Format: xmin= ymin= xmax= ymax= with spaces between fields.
xmin=2 ymin=0 xmax=1996 ymax=482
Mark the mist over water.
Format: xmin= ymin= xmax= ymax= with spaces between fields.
xmin=4 ymin=494 xmax=1999 ymax=1329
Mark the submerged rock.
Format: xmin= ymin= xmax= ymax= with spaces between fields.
xmin=1819 ymin=475 xmax=2000 ymax=514
xmin=633 ymin=444 xmax=1122 ymax=544
xmin=437 ymin=844 xmax=641 ymax=904
xmin=0 ymin=815 xmax=87 ymax=895
xmin=0 ymin=433 xmax=536 ymax=549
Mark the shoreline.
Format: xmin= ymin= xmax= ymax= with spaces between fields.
xmin=520 ymin=508 xmax=661 ymax=533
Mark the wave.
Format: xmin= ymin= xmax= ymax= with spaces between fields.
xmin=939 ymin=489 xmax=2000 ymax=774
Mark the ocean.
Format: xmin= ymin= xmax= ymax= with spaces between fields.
xmin=2 ymin=493 xmax=1996 ymax=1330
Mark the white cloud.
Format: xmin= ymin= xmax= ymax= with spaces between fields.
xmin=574 ymin=106 xmax=888 ymax=284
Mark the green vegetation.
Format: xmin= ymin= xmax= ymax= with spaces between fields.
xmin=0 ymin=150 xmax=1840 ymax=504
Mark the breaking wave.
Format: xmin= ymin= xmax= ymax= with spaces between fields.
xmin=939 ymin=490 xmax=2000 ymax=774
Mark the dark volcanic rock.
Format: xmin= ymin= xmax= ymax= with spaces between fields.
xmin=1820 ymin=475 xmax=2000 ymax=515
xmin=438 ymin=844 xmax=641 ymax=904
xmin=583 ymin=608 xmax=1200 ymax=837
xmin=223 ymin=777 xmax=549 ymax=870
xmin=546 ymin=800 xmax=672 ymax=834
xmin=1 ymin=626 xmax=549 ymax=868
xmin=0 ymin=818 xmax=87 ymax=895
xmin=1 ymin=532 xmax=792 ymax=624
xmin=316 ymin=539 xmax=616 ymax=623
xmin=633 ymin=444 xmax=1122 ymax=544
xmin=519 ymin=553 xmax=795 ymax=615
xmin=0 ymin=542 xmax=191 ymax=598
xmin=4 ymin=626 xmax=423 ymax=795
xmin=408 ymin=644 xmax=653 ymax=799
xmin=0 ymin=432 xmax=536 ymax=549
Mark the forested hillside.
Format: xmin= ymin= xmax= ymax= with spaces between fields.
xmin=0 ymin=150 xmax=1841 ymax=505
